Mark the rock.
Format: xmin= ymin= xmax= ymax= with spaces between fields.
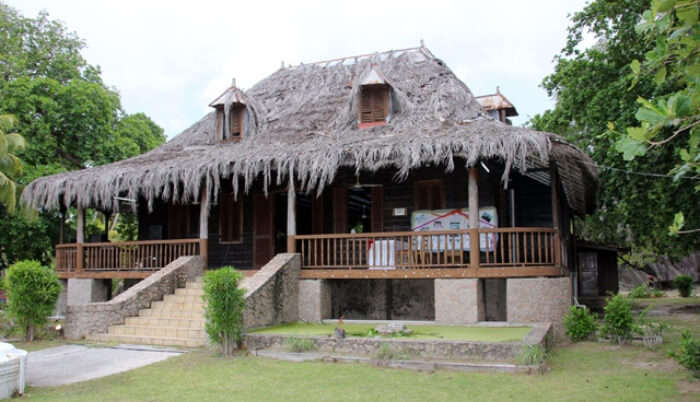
xmin=375 ymin=323 xmax=412 ymax=336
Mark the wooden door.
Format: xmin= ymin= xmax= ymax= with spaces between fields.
xmin=254 ymin=194 xmax=275 ymax=269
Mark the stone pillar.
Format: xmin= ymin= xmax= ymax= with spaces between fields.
xmin=66 ymin=278 xmax=110 ymax=305
xmin=435 ymin=279 xmax=484 ymax=323
xmin=54 ymin=279 xmax=68 ymax=317
xmin=468 ymin=167 xmax=480 ymax=269
xmin=199 ymin=187 xmax=209 ymax=267
xmin=287 ymin=179 xmax=296 ymax=252
xmin=506 ymin=277 xmax=572 ymax=339
xmin=298 ymin=279 xmax=331 ymax=322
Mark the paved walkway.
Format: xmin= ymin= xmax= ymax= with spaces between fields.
xmin=27 ymin=344 xmax=183 ymax=387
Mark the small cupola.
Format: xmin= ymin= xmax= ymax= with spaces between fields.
xmin=358 ymin=67 xmax=391 ymax=128
xmin=209 ymin=78 xmax=249 ymax=142
xmin=475 ymin=87 xmax=518 ymax=125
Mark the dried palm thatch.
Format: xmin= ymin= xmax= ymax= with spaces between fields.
xmin=21 ymin=46 xmax=598 ymax=214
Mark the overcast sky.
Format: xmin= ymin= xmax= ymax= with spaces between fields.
xmin=10 ymin=0 xmax=590 ymax=138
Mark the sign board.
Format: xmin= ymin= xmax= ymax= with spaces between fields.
xmin=410 ymin=207 xmax=498 ymax=251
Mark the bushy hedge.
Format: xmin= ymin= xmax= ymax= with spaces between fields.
xmin=674 ymin=330 xmax=700 ymax=375
xmin=564 ymin=306 xmax=598 ymax=342
xmin=628 ymin=284 xmax=650 ymax=299
xmin=5 ymin=260 xmax=61 ymax=341
xmin=601 ymin=294 xmax=636 ymax=344
xmin=202 ymin=267 xmax=246 ymax=356
xmin=673 ymin=275 xmax=694 ymax=298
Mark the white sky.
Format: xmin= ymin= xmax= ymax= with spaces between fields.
xmin=10 ymin=0 xmax=591 ymax=138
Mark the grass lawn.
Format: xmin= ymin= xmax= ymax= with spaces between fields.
xmin=22 ymin=341 xmax=698 ymax=402
xmin=250 ymin=322 xmax=531 ymax=342
xmin=630 ymin=296 xmax=700 ymax=309
xmin=12 ymin=339 xmax=66 ymax=352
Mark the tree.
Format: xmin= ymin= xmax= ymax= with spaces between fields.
xmin=0 ymin=114 xmax=24 ymax=212
xmin=203 ymin=267 xmax=246 ymax=356
xmin=5 ymin=259 xmax=61 ymax=341
xmin=614 ymin=0 xmax=699 ymax=235
xmin=0 ymin=2 xmax=165 ymax=270
xmin=530 ymin=0 xmax=699 ymax=258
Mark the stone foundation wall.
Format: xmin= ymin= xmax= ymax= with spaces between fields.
xmin=64 ymin=256 xmax=205 ymax=339
xmin=298 ymin=279 xmax=331 ymax=322
xmin=435 ymin=279 xmax=484 ymax=323
xmin=241 ymin=253 xmax=300 ymax=329
xmin=506 ymin=277 xmax=571 ymax=339
xmin=328 ymin=279 xmax=435 ymax=320
xmin=66 ymin=278 xmax=110 ymax=306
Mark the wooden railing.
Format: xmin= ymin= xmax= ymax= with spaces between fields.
xmin=55 ymin=239 xmax=201 ymax=274
xmin=288 ymin=227 xmax=560 ymax=271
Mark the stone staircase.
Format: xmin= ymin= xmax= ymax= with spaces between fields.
xmin=89 ymin=277 xmax=207 ymax=347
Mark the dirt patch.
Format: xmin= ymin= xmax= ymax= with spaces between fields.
xmin=677 ymin=379 xmax=700 ymax=397
xmin=670 ymin=305 xmax=700 ymax=314
xmin=624 ymin=356 xmax=679 ymax=373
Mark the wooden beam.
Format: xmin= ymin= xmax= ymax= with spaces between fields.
xmin=199 ymin=187 xmax=209 ymax=267
xmin=58 ymin=271 xmax=152 ymax=280
xmin=76 ymin=207 xmax=84 ymax=273
xmin=468 ymin=167 xmax=480 ymax=270
xmin=299 ymin=266 xmax=564 ymax=279
xmin=287 ymin=177 xmax=296 ymax=252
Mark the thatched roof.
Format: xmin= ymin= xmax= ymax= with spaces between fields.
xmin=22 ymin=46 xmax=598 ymax=214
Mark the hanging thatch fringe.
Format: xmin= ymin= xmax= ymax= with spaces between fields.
xmin=20 ymin=47 xmax=598 ymax=214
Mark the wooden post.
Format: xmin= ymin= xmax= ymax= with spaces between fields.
xmin=468 ymin=167 xmax=480 ymax=270
xmin=551 ymin=166 xmax=562 ymax=268
xmin=59 ymin=210 xmax=66 ymax=244
xmin=76 ymin=207 xmax=84 ymax=273
xmin=199 ymin=187 xmax=209 ymax=267
xmin=103 ymin=211 xmax=111 ymax=241
xmin=287 ymin=178 xmax=297 ymax=253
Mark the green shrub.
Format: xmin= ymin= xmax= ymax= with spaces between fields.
xmin=4 ymin=260 xmax=61 ymax=341
xmin=673 ymin=275 xmax=694 ymax=298
xmin=629 ymin=284 xmax=650 ymax=298
xmin=563 ymin=306 xmax=598 ymax=342
xmin=673 ymin=330 xmax=700 ymax=375
xmin=517 ymin=344 xmax=547 ymax=366
xmin=375 ymin=344 xmax=409 ymax=361
xmin=202 ymin=267 xmax=246 ymax=356
xmin=286 ymin=337 xmax=316 ymax=353
xmin=601 ymin=294 xmax=636 ymax=343
xmin=652 ymin=289 xmax=665 ymax=298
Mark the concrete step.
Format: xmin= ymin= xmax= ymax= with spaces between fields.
xmin=108 ymin=325 xmax=205 ymax=339
xmin=174 ymin=287 xmax=204 ymax=297
xmin=124 ymin=316 xmax=205 ymax=329
xmin=89 ymin=333 xmax=206 ymax=348
xmin=163 ymin=293 xmax=202 ymax=304
xmin=150 ymin=300 xmax=204 ymax=313
xmin=138 ymin=309 xmax=205 ymax=320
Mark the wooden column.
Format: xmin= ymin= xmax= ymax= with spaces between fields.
xmin=468 ymin=167 xmax=480 ymax=270
xmin=76 ymin=207 xmax=84 ymax=272
xmin=103 ymin=211 xmax=111 ymax=241
xmin=59 ymin=210 xmax=66 ymax=244
xmin=199 ymin=187 xmax=209 ymax=267
xmin=551 ymin=166 xmax=562 ymax=267
xmin=287 ymin=178 xmax=297 ymax=253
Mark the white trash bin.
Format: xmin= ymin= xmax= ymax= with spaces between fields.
xmin=0 ymin=342 xmax=27 ymax=399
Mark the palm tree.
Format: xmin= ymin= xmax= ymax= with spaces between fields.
xmin=0 ymin=114 xmax=25 ymax=213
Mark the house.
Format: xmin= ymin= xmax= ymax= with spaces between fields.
xmin=22 ymin=45 xmax=598 ymax=338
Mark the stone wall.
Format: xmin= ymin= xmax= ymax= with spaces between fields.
xmin=328 ymin=279 xmax=434 ymax=320
xmin=435 ymin=279 xmax=484 ymax=323
xmin=242 ymin=253 xmax=300 ymax=329
xmin=246 ymin=323 xmax=551 ymax=362
xmin=64 ymin=256 xmax=205 ymax=339
xmin=298 ymin=279 xmax=331 ymax=322
xmin=66 ymin=278 xmax=110 ymax=305
xmin=506 ymin=277 xmax=571 ymax=339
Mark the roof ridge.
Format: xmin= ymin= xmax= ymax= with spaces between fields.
xmin=287 ymin=46 xmax=432 ymax=69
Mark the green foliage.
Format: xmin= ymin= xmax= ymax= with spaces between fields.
xmin=615 ymin=0 xmax=700 ymax=235
xmin=652 ymin=288 xmax=665 ymax=298
xmin=602 ymin=294 xmax=637 ymax=343
xmin=530 ymin=0 xmax=699 ymax=258
xmin=564 ymin=306 xmax=599 ymax=342
xmin=375 ymin=344 xmax=410 ymax=361
xmin=0 ymin=114 xmax=25 ymax=212
xmin=673 ymin=274 xmax=694 ymax=297
xmin=673 ymin=330 xmax=700 ymax=373
xmin=202 ymin=267 xmax=246 ymax=356
xmin=286 ymin=337 xmax=316 ymax=353
xmin=0 ymin=3 xmax=165 ymax=270
xmin=629 ymin=283 xmax=652 ymax=298
xmin=517 ymin=344 xmax=547 ymax=366
xmin=4 ymin=259 xmax=61 ymax=341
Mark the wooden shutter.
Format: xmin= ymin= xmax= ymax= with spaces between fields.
xmin=333 ymin=187 xmax=348 ymax=233
xmin=359 ymin=85 xmax=389 ymax=123
xmin=219 ymin=193 xmax=242 ymax=243
xmin=312 ymin=195 xmax=325 ymax=234
xmin=371 ymin=187 xmax=384 ymax=232
xmin=253 ymin=194 xmax=274 ymax=268
xmin=167 ymin=205 xmax=191 ymax=238
xmin=230 ymin=105 xmax=243 ymax=137
xmin=415 ymin=180 xmax=446 ymax=210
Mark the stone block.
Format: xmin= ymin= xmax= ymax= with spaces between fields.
xmin=506 ymin=277 xmax=571 ymax=339
xmin=298 ymin=279 xmax=331 ymax=322
xmin=435 ymin=279 xmax=483 ymax=324
xmin=67 ymin=278 xmax=109 ymax=305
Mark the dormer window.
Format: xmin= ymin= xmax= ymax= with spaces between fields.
xmin=359 ymin=84 xmax=390 ymax=127
xmin=219 ymin=103 xmax=246 ymax=142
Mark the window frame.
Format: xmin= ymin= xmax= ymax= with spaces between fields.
xmin=413 ymin=179 xmax=446 ymax=211
xmin=358 ymin=84 xmax=390 ymax=127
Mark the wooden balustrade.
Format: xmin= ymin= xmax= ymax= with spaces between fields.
xmin=54 ymin=239 xmax=201 ymax=275
xmin=289 ymin=227 xmax=560 ymax=273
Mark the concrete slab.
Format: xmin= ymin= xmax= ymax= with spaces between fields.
xmin=26 ymin=344 xmax=182 ymax=387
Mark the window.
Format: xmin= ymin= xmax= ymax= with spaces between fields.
xmin=219 ymin=193 xmax=243 ymax=243
xmin=359 ymin=84 xmax=389 ymax=126
xmin=167 ymin=205 xmax=195 ymax=238
xmin=414 ymin=180 xmax=445 ymax=210
xmin=221 ymin=103 xmax=246 ymax=142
